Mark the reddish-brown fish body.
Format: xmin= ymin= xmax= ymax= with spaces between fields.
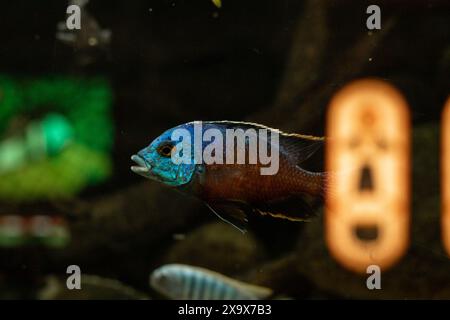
xmin=176 ymin=122 xmax=326 ymax=230
xmin=196 ymin=159 xmax=324 ymax=204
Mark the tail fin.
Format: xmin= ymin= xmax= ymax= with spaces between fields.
xmin=320 ymin=168 xmax=359 ymax=205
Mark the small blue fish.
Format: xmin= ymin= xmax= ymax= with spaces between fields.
xmin=150 ymin=264 xmax=273 ymax=300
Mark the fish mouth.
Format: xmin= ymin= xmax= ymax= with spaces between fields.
xmin=131 ymin=154 xmax=152 ymax=177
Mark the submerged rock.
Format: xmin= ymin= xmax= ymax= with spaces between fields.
xmin=161 ymin=222 xmax=267 ymax=276
xmin=38 ymin=274 xmax=149 ymax=300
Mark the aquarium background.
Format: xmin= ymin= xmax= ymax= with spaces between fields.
xmin=0 ymin=0 xmax=449 ymax=299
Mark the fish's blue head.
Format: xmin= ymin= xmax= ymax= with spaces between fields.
xmin=131 ymin=124 xmax=197 ymax=187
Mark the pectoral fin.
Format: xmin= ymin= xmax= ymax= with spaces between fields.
xmin=253 ymin=195 xmax=320 ymax=222
xmin=205 ymin=201 xmax=249 ymax=233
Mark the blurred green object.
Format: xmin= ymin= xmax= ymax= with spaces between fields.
xmin=0 ymin=113 xmax=74 ymax=173
xmin=0 ymin=76 xmax=113 ymax=201
xmin=41 ymin=113 xmax=73 ymax=156
xmin=29 ymin=216 xmax=71 ymax=248
xmin=42 ymin=225 xmax=71 ymax=248
xmin=0 ymin=216 xmax=26 ymax=247
xmin=211 ymin=0 xmax=222 ymax=8
xmin=0 ymin=215 xmax=71 ymax=248
xmin=0 ymin=137 xmax=27 ymax=174
xmin=0 ymin=137 xmax=111 ymax=200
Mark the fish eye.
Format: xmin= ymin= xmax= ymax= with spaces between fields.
xmin=157 ymin=142 xmax=175 ymax=157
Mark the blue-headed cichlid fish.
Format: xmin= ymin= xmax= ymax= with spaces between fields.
xmin=131 ymin=121 xmax=326 ymax=232
xmin=150 ymin=264 xmax=273 ymax=300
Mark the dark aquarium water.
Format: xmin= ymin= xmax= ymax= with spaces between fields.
xmin=0 ymin=0 xmax=449 ymax=300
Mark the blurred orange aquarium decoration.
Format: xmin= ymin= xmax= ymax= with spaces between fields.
xmin=441 ymin=97 xmax=450 ymax=256
xmin=325 ymin=79 xmax=411 ymax=273
xmin=0 ymin=76 xmax=114 ymax=202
